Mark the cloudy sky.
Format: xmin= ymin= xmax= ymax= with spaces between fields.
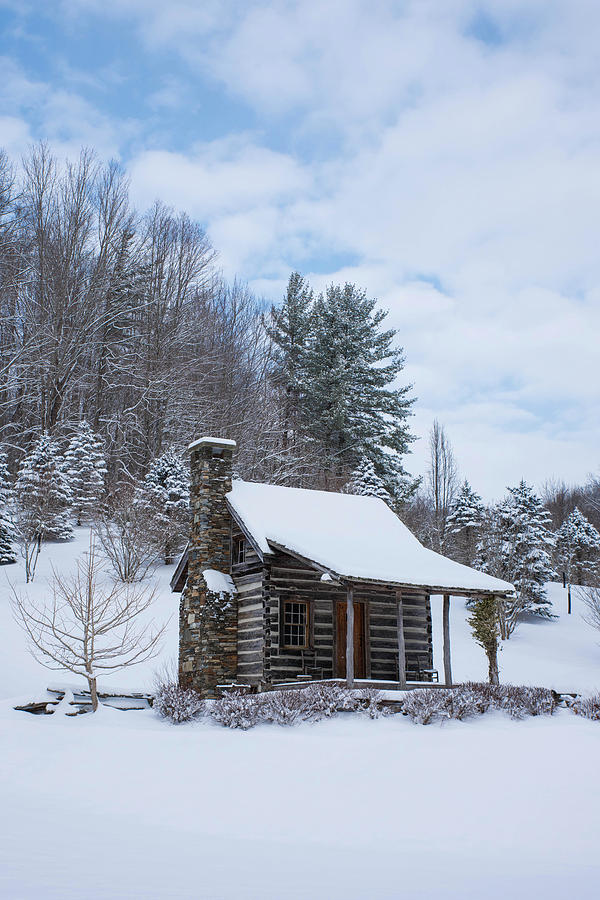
xmin=1 ymin=0 xmax=598 ymax=498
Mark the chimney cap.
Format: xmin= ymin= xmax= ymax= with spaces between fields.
xmin=188 ymin=436 xmax=237 ymax=452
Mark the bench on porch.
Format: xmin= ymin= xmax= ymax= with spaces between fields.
xmin=298 ymin=650 xmax=324 ymax=681
xmin=397 ymin=655 xmax=439 ymax=683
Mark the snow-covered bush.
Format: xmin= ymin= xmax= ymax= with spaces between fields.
xmin=401 ymin=690 xmax=452 ymax=725
xmin=566 ymin=694 xmax=600 ymax=721
xmin=154 ymin=681 xmax=205 ymax=724
xmin=299 ymin=682 xmax=351 ymax=717
xmin=352 ymin=687 xmax=387 ymax=718
xmin=210 ymin=684 xmax=387 ymax=729
xmin=261 ymin=689 xmax=309 ymax=725
xmin=212 ymin=690 xmax=260 ymax=730
xmin=401 ymin=683 xmax=556 ymax=725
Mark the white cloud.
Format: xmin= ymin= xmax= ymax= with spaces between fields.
xmin=7 ymin=1 xmax=600 ymax=496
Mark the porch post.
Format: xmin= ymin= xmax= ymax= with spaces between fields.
xmin=397 ymin=589 xmax=406 ymax=689
xmin=443 ymin=593 xmax=452 ymax=686
xmin=346 ymin=584 xmax=354 ymax=688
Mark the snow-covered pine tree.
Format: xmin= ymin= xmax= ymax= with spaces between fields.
xmin=135 ymin=448 xmax=190 ymax=564
xmin=64 ymin=420 xmax=107 ymax=525
xmin=265 ymin=272 xmax=316 ymax=483
xmin=303 ymin=282 xmax=415 ymax=502
xmin=556 ymin=507 xmax=600 ymax=586
xmin=446 ymin=480 xmax=485 ymax=566
xmin=266 ymin=272 xmax=313 ymax=415
xmin=344 ymin=457 xmax=393 ymax=506
xmin=0 ymin=448 xmax=16 ymax=565
xmin=478 ymin=480 xmax=555 ymax=623
xmin=14 ymin=433 xmax=73 ymax=542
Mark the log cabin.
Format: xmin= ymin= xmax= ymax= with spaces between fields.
xmin=172 ymin=437 xmax=515 ymax=698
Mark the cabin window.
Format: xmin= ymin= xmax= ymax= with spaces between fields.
xmin=282 ymin=600 xmax=309 ymax=648
xmin=232 ymin=535 xmax=246 ymax=565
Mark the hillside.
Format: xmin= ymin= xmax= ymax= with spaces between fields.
xmin=2 ymin=528 xmax=599 ymax=701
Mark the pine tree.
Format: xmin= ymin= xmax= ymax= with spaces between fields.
xmin=556 ymin=507 xmax=600 ymax=586
xmin=447 ymin=480 xmax=485 ymax=565
xmin=14 ymin=433 xmax=73 ymax=542
xmin=344 ymin=457 xmax=392 ymax=506
xmin=468 ymin=596 xmax=500 ymax=684
xmin=303 ymin=282 xmax=415 ymax=501
xmin=266 ymin=272 xmax=313 ymax=415
xmin=135 ymin=448 xmax=189 ymax=564
xmin=0 ymin=448 xmax=16 ymax=565
xmin=478 ymin=480 xmax=555 ymax=622
xmin=64 ymin=420 xmax=107 ymax=525
xmin=265 ymin=273 xmax=315 ymax=481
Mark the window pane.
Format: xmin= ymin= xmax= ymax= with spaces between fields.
xmin=283 ymin=601 xmax=308 ymax=647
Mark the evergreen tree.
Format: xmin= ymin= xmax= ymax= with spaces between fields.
xmin=0 ymin=448 xmax=16 ymax=565
xmin=64 ymin=420 xmax=107 ymax=525
xmin=265 ymin=273 xmax=315 ymax=481
xmin=478 ymin=480 xmax=555 ymax=621
xmin=468 ymin=596 xmax=500 ymax=684
xmin=556 ymin=507 xmax=600 ymax=586
xmin=303 ymin=282 xmax=415 ymax=501
xmin=447 ymin=480 xmax=485 ymax=565
xmin=135 ymin=448 xmax=189 ymax=564
xmin=266 ymin=272 xmax=313 ymax=416
xmin=344 ymin=457 xmax=392 ymax=506
xmin=14 ymin=433 xmax=73 ymax=542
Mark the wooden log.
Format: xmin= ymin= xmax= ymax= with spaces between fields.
xmin=346 ymin=585 xmax=354 ymax=688
xmin=397 ymin=589 xmax=407 ymax=689
xmin=443 ymin=593 xmax=452 ymax=686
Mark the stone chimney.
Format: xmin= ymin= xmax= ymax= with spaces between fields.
xmin=179 ymin=436 xmax=237 ymax=697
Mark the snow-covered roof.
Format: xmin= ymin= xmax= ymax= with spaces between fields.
xmin=226 ymin=480 xmax=515 ymax=596
xmin=188 ymin=436 xmax=237 ymax=451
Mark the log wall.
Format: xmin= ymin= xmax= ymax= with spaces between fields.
xmin=262 ymin=549 xmax=434 ymax=684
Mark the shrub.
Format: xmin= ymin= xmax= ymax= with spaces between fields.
xmin=566 ymin=693 xmax=600 ymax=721
xmin=212 ymin=690 xmax=259 ymax=730
xmin=209 ymin=684 xmax=388 ymax=728
xmin=154 ymin=668 xmax=204 ymax=723
xmin=400 ymin=683 xmax=556 ymax=725
xmin=353 ymin=687 xmax=387 ymax=719
xmin=261 ymin=689 xmax=308 ymax=725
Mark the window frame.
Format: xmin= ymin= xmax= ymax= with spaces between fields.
xmin=232 ymin=534 xmax=246 ymax=566
xmin=281 ymin=598 xmax=311 ymax=650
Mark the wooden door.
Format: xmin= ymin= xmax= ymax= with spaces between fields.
xmin=336 ymin=601 xmax=367 ymax=678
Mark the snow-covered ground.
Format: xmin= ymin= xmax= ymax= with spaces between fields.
xmin=1 ymin=530 xmax=599 ymax=899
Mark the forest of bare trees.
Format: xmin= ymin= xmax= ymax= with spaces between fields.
xmin=0 ymin=145 xmax=299 ymax=487
xmin=0 ymin=143 xmax=418 ymax=501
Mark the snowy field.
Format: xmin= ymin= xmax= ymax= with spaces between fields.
xmin=1 ymin=530 xmax=599 ymax=899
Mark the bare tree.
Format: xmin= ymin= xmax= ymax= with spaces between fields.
xmin=578 ymin=585 xmax=600 ymax=634
xmin=11 ymin=537 xmax=164 ymax=710
xmin=427 ymin=419 xmax=458 ymax=551
xmin=93 ymin=483 xmax=156 ymax=582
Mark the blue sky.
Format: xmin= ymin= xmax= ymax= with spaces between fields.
xmin=1 ymin=0 xmax=599 ymax=497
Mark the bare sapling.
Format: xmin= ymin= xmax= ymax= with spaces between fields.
xmin=578 ymin=584 xmax=600 ymax=633
xmin=93 ymin=485 xmax=156 ymax=582
xmin=11 ymin=536 xmax=165 ymax=710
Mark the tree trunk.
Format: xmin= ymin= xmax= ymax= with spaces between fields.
xmin=487 ymin=650 xmax=499 ymax=685
xmin=88 ymin=675 xmax=99 ymax=712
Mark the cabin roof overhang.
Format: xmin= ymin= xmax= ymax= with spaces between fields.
xmin=266 ymin=540 xmax=513 ymax=598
